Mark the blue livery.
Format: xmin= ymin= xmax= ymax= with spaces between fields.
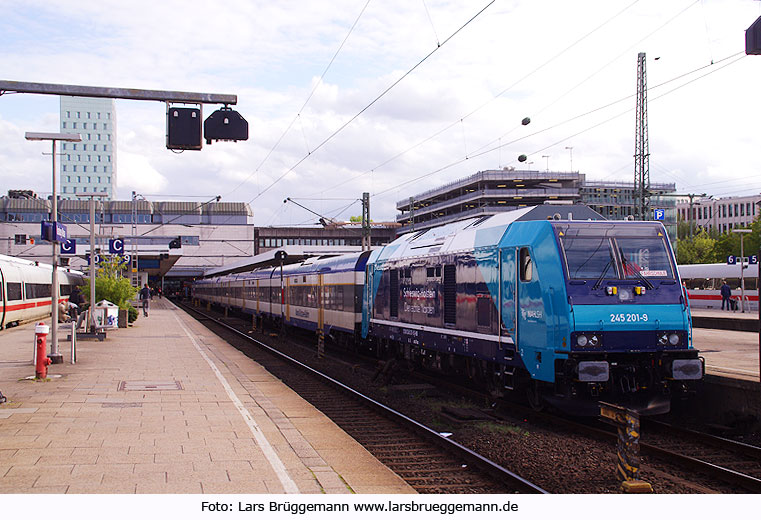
xmin=194 ymin=208 xmax=703 ymax=415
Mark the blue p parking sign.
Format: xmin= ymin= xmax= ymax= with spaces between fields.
xmin=653 ymin=209 xmax=665 ymax=221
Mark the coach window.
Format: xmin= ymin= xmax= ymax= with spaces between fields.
xmin=6 ymin=282 xmax=22 ymax=301
xmin=520 ymin=248 xmax=532 ymax=282
xmin=389 ymin=269 xmax=399 ymax=318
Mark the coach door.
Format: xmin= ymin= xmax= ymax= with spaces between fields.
xmin=500 ymin=248 xmax=517 ymax=344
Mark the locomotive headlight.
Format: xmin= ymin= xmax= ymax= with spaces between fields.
xmin=576 ymin=334 xmax=588 ymax=347
xmin=658 ymin=333 xmax=669 ymax=346
xmin=668 ymin=333 xmax=681 ymax=346
xmin=588 ymin=334 xmax=600 ymax=347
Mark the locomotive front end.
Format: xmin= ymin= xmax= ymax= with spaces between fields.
xmin=554 ymin=222 xmax=703 ymax=414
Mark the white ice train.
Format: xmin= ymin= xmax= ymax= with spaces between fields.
xmin=0 ymin=254 xmax=85 ymax=329
xmin=679 ymin=262 xmax=759 ymax=310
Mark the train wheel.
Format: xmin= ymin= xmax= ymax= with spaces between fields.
xmin=526 ymin=380 xmax=545 ymax=412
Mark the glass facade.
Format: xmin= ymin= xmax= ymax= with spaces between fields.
xmin=60 ymin=96 xmax=117 ymax=200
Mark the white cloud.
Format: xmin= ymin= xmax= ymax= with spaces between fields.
xmin=2 ymin=0 xmax=761 ymax=225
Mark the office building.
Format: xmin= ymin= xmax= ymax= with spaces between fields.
xmin=59 ymin=96 xmax=117 ymax=199
xmin=676 ymin=194 xmax=761 ymax=234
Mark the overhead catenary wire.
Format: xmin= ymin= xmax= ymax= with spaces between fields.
xmin=225 ymin=0 xmax=373 ymax=198
xmin=467 ymin=0 xmax=703 ymax=159
xmin=371 ymin=52 xmax=746 ymax=200
xmin=247 ymin=0 xmax=497 ymax=204
xmin=316 ymin=0 xmax=643 ymax=196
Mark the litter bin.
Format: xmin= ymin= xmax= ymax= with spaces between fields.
xmin=118 ymin=308 xmax=128 ymax=328
xmin=94 ymin=300 xmax=119 ymax=329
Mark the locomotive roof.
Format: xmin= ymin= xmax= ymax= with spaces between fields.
xmin=371 ymin=205 xmax=606 ymax=262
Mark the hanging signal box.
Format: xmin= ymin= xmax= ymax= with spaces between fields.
xmin=204 ymin=107 xmax=248 ymax=144
xmin=746 ymin=16 xmax=761 ymax=55
xmin=167 ymin=106 xmax=202 ymax=150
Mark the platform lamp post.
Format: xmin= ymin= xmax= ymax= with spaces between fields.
xmin=76 ymin=193 xmax=108 ymax=333
xmin=732 ymin=228 xmax=752 ymax=313
xmin=25 ymin=132 xmax=82 ymax=364
xmin=565 ymin=146 xmax=573 ymax=172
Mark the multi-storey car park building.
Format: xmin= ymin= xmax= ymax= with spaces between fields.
xmin=0 ymin=193 xmax=253 ymax=290
xmin=59 ymin=96 xmax=117 ymax=199
xmin=396 ymin=169 xmax=582 ymax=233
xmin=676 ymin=194 xmax=761 ymax=234
xmin=396 ymin=168 xmax=678 ymax=237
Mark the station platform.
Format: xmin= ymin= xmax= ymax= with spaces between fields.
xmin=690 ymin=308 xmax=759 ymax=382
xmin=0 ymin=299 xmax=415 ymax=494
xmin=690 ymin=307 xmax=759 ymax=332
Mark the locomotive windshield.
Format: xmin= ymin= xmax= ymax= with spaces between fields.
xmin=560 ymin=233 xmax=674 ymax=281
xmin=617 ymin=237 xmax=674 ymax=279
xmin=563 ymin=238 xmax=618 ymax=279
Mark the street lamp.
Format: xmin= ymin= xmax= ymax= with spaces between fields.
xmin=25 ymin=132 xmax=81 ymax=363
xmin=732 ymin=228 xmax=752 ymax=313
xmin=565 ymin=146 xmax=573 ymax=172
xmin=542 ymin=155 xmax=550 ymax=172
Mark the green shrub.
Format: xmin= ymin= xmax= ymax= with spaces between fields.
xmin=127 ymin=305 xmax=138 ymax=323
xmin=81 ymin=256 xmax=137 ymax=311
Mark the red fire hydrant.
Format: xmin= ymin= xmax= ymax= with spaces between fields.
xmin=35 ymin=322 xmax=51 ymax=379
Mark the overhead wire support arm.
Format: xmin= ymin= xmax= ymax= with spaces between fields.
xmin=284 ymin=197 xmax=340 ymax=227
xmin=0 ymin=80 xmax=237 ymax=105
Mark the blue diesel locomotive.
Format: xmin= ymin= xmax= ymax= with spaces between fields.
xmin=193 ymin=207 xmax=703 ymax=415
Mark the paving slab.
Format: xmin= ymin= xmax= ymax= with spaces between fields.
xmin=0 ymin=299 xmax=414 ymax=494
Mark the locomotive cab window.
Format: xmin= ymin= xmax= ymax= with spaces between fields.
xmin=617 ymin=237 xmax=674 ymax=279
xmin=519 ymin=248 xmax=532 ymax=282
xmin=561 ymin=237 xmax=617 ymax=280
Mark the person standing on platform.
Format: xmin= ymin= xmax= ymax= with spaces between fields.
xmin=69 ymin=286 xmax=83 ymax=323
xmin=139 ymin=283 xmax=151 ymax=317
xmin=720 ymin=280 xmax=732 ymax=310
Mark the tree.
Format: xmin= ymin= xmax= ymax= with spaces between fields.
xmin=676 ymin=230 xmax=719 ymax=264
xmin=81 ymin=256 xmax=138 ymax=313
xmin=713 ymin=214 xmax=761 ymax=263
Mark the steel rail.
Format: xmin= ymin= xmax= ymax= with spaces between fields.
xmin=179 ymin=302 xmax=547 ymax=494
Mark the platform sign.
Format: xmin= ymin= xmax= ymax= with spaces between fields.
xmin=85 ymin=253 xmax=101 ymax=265
xmin=727 ymin=255 xmax=737 ymax=265
xmin=40 ymin=220 xmax=68 ymax=243
xmin=653 ymin=208 xmax=665 ymax=221
xmin=109 ymin=238 xmax=124 ymax=254
xmin=61 ymin=239 xmax=76 ymax=255
xmin=750 ymin=255 xmax=758 ymax=265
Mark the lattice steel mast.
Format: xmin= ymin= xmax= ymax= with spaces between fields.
xmin=634 ymin=52 xmax=650 ymax=221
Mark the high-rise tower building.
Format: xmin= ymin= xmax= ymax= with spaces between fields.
xmin=59 ymin=96 xmax=117 ymax=199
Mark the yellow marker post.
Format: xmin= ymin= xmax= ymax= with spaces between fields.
xmin=600 ymin=401 xmax=653 ymax=493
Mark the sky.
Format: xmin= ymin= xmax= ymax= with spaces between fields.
xmin=2 ymin=0 xmax=761 ymax=226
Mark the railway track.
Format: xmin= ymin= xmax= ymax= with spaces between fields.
xmin=640 ymin=419 xmax=761 ymax=492
xmin=400 ymin=361 xmax=761 ymax=492
xmin=179 ymin=302 xmax=546 ymax=494
xmin=488 ymin=400 xmax=761 ymax=493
